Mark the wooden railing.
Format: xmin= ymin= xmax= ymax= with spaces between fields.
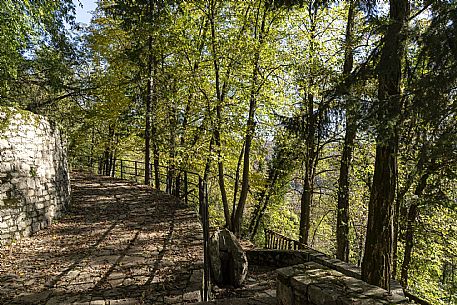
xmin=71 ymin=154 xmax=211 ymax=301
xmin=264 ymin=228 xmax=308 ymax=250
xmin=72 ymin=155 xmax=200 ymax=202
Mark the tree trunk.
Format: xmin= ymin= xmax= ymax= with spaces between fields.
xmin=233 ymin=2 xmax=268 ymax=236
xmin=400 ymin=172 xmax=429 ymax=288
xmin=247 ymin=190 xmax=266 ymax=237
xmin=145 ymin=35 xmax=153 ymax=186
xmin=203 ymin=136 xmax=214 ymax=182
xmin=361 ymin=0 xmax=409 ymax=290
xmin=299 ymin=92 xmax=316 ymax=245
xmin=393 ymin=164 xmax=417 ymax=277
xmin=336 ymin=0 xmax=356 ymax=263
xmin=104 ymin=124 xmax=115 ymax=176
xmin=250 ymin=174 xmax=277 ymax=239
xmin=393 ymin=142 xmax=428 ymax=277
xmin=336 ymin=115 xmax=356 ymax=261
xmin=180 ymin=18 xmax=208 ymax=169
xmin=232 ymin=142 xmax=245 ymax=229
xmin=209 ymin=0 xmax=231 ymax=228
xmin=150 ymin=56 xmax=160 ymax=190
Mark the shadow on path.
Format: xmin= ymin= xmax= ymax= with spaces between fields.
xmin=0 ymin=171 xmax=204 ymax=305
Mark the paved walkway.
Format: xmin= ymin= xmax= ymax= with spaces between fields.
xmin=0 ymin=172 xmax=204 ymax=305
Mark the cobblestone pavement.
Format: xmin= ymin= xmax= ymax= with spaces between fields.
xmin=0 ymin=172 xmax=204 ymax=305
xmin=207 ymin=265 xmax=277 ymax=305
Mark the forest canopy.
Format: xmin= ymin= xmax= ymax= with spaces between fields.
xmin=1 ymin=0 xmax=456 ymax=304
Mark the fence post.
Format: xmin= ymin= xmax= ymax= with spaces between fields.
xmin=98 ymin=157 xmax=103 ymax=175
xmin=120 ymin=160 xmax=123 ymax=179
xmin=184 ymin=172 xmax=188 ymax=206
xmin=175 ymin=172 xmax=181 ymax=198
xmin=167 ymin=167 xmax=174 ymax=194
xmin=199 ymin=177 xmax=210 ymax=302
xmin=112 ymin=158 xmax=116 ymax=177
xmin=134 ymin=161 xmax=138 ymax=182
xmin=264 ymin=229 xmax=268 ymax=249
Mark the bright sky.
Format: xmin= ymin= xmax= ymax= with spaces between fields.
xmin=73 ymin=0 xmax=97 ymax=25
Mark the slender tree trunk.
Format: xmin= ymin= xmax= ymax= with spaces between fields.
xmin=400 ymin=172 xmax=429 ymax=288
xmin=168 ymin=101 xmax=177 ymax=193
xmin=250 ymin=173 xmax=277 ymax=239
xmin=299 ymin=167 xmax=313 ymax=245
xmin=209 ymin=0 xmax=231 ymax=228
xmin=233 ymin=2 xmax=268 ymax=236
xmin=150 ymin=57 xmax=160 ymax=189
xmin=180 ymin=18 xmax=208 ymax=168
xmin=361 ymin=0 xmax=409 ymax=289
xmin=299 ymin=91 xmax=317 ymax=245
xmin=336 ymin=116 xmax=356 ymax=261
xmin=104 ymin=125 xmax=115 ymax=176
xmin=298 ymin=7 xmax=320 ymax=246
xmin=247 ymin=190 xmax=266 ymax=236
xmin=203 ymin=136 xmax=214 ymax=182
xmin=90 ymin=128 xmax=95 ymax=166
xmin=232 ymin=142 xmax=245 ymax=229
xmin=336 ymin=0 xmax=356 ymax=262
xmin=393 ymin=143 xmax=427 ymax=277
xmin=145 ymin=35 xmax=153 ymax=185
xmin=393 ymin=169 xmax=416 ymax=277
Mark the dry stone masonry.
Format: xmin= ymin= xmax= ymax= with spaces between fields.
xmin=0 ymin=107 xmax=70 ymax=246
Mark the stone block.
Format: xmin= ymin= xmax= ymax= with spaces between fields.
xmin=0 ymin=139 xmax=9 ymax=148
xmin=277 ymin=280 xmax=294 ymax=305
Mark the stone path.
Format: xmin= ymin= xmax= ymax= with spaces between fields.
xmin=208 ymin=265 xmax=277 ymax=305
xmin=0 ymin=171 xmax=204 ymax=305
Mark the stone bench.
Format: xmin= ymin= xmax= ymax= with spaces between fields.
xmin=277 ymin=262 xmax=411 ymax=305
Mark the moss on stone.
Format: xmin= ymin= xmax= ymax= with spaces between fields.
xmin=0 ymin=106 xmax=41 ymax=134
xmin=0 ymin=106 xmax=13 ymax=133
xmin=2 ymin=197 xmax=21 ymax=208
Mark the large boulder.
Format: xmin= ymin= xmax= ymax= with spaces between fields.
xmin=209 ymin=229 xmax=248 ymax=287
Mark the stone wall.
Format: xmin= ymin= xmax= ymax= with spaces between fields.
xmin=246 ymin=249 xmax=408 ymax=304
xmin=0 ymin=107 xmax=70 ymax=246
xmin=277 ymin=262 xmax=411 ymax=305
xmin=246 ymin=248 xmax=404 ymax=296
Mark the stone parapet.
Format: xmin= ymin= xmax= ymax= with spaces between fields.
xmin=247 ymin=248 xmax=405 ymax=299
xmin=0 ymin=107 xmax=70 ymax=246
xmin=277 ymin=262 xmax=411 ymax=305
xmin=246 ymin=249 xmax=310 ymax=267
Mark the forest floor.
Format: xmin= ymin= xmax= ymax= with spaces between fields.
xmin=0 ymin=172 xmax=277 ymax=305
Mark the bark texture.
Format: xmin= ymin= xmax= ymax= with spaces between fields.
xmin=361 ymin=0 xmax=409 ymax=289
xmin=336 ymin=0 xmax=356 ymax=262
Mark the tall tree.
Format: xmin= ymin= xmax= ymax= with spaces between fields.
xmin=232 ymin=0 xmax=269 ymax=235
xmin=361 ymin=0 xmax=409 ymax=289
xmin=336 ymin=0 xmax=357 ymax=262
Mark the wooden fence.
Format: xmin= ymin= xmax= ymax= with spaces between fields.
xmin=264 ymin=228 xmax=309 ymax=250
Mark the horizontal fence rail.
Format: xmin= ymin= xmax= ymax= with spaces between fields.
xmin=70 ymin=154 xmax=210 ymax=301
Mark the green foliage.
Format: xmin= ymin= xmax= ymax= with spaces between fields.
xmin=0 ymin=0 xmax=76 ymax=105
xmin=3 ymin=0 xmax=455 ymax=303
